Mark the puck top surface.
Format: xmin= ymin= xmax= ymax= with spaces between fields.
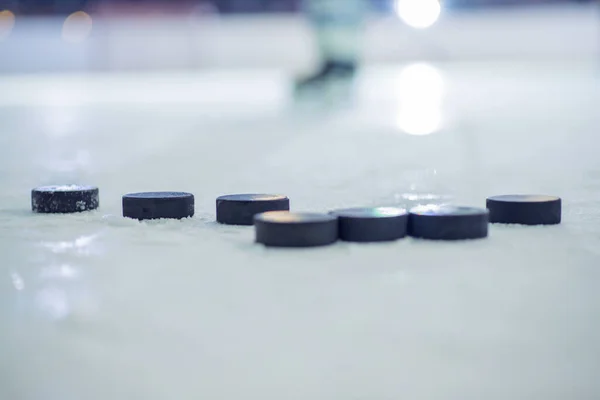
xmin=124 ymin=192 xmax=192 ymax=199
xmin=487 ymin=195 xmax=560 ymax=203
xmin=332 ymin=207 xmax=407 ymax=218
xmin=217 ymin=194 xmax=288 ymax=202
xmin=255 ymin=211 xmax=336 ymax=224
xmin=410 ymin=205 xmax=488 ymax=217
xmin=34 ymin=185 xmax=97 ymax=192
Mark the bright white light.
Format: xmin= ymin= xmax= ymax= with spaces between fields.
xmin=394 ymin=0 xmax=441 ymax=29
xmin=397 ymin=108 xmax=442 ymax=136
xmin=397 ymin=63 xmax=444 ymax=105
xmin=395 ymin=63 xmax=444 ymax=136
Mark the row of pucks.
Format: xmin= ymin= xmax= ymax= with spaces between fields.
xmin=253 ymin=205 xmax=490 ymax=246
xmin=216 ymin=194 xmax=561 ymax=243
xmin=30 ymin=187 xmax=561 ymax=246
xmin=217 ymin=194 xmax=489 ymax=244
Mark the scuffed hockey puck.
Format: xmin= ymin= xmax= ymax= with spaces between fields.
xmin=31 ymin=185 xmax=99 ymax=213
xmin=330 ymin=207 xmax=408 ymax=242
xmin=216 ymin=194 xmax=289 ymax=226
xmin=122 ymin=192 xmax=194 ymax=220
xmin=408 ymin=205 xmax=489 ymax=240
xmin=486 ymin=195 xmax=561 ymax=225
xmin=254 ymin=211 xmax=338 ymax=248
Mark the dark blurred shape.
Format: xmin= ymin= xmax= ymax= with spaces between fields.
xmin=1 ymin=0 xmax=88 ymax=15
xmin=0 ymin=0 xmax=594 ymax=15
xmin=213 ymin=0 xmax=299 ymax=13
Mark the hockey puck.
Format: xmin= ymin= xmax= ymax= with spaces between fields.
xmin=486 ymin=195 xmax=561 ymax=225
xmin=254 ymin=211 xmax=338 ymax=248
xmin=122 ymin=192 xmax=194 ymax=220
xmin=408 ymin=205 xmax=488 ymax=240
xmin=31 ymin=185 xmax=99 ymax=213
xmin=330 ymin=207 xmax=408 ymax=242
xmin=216 ymin=194 xmax=289 ymax=226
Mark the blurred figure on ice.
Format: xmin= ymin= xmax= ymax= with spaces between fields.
xmin=295 ymin=0 xmax=367 ymax=90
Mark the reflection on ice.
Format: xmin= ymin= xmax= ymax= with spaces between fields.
xmin=41 ymin=234 xmax=98 ymax=254
xmin=397 ymin=193 xmax=451 ymax=202
xmin=395 ymin=63 xmax=444 ymax=135
xmin=40 ymin=264 xmax=80 ymax=280
xmin=32 ymin=233 xmax=99 ymax=320
xmin=397 ymin=108 xmax=442 ymax=136
xmin=11 ymin=272 xmax=24 ymax=291
xmin=36 ymin=287 xmax=70 ymax=320
xmin=35 ymin=265 xmax=85 ymax=320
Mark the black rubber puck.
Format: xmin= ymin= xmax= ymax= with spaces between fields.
xmin=408 ymin=205 xmax=488 ymax=240
xmin=486 ymin=195 xmax=561 ymax=225
xmin=122 ymin=192 xmax=194 ymax=220
xmin=216 ymin=194 xmax=289 ymax=226
xmin=330 ymin=207 xmax=408 ymax=242
xmin=254 ymin=211 xmax=338 ymax=248
xmin=31 ymin=185 xmax=99 ymax=213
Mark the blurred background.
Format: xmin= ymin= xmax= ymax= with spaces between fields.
xmin=0 ymin=0 xmax=597 ymax=75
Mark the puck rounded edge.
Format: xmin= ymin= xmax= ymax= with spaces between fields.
xmin=486 ymin=194 xmax=561 ymax=225
xmin=254 ymin=211 xmax=338 ymax=248
xmin=122 ymin=191 xmax=195 ymax=220
xmin=408 ymin=205 xmax=489 ymax=241
xmin=216 ymin=193 xmax=290 ymax=226
xmin=330 ymin=207 xmax=408 ymax=242
xmin=31 ymin=185 xmax=100 ymax=214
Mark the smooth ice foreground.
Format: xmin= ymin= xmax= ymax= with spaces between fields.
xmin=1 ymin=59 xmax=600 ymax=399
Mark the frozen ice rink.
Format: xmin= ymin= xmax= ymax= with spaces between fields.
xmin=1 ymin=4 xmax=600 ymax=400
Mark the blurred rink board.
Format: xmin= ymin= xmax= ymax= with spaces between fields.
xmin=0 ymin=2 xmax=597 ymax=74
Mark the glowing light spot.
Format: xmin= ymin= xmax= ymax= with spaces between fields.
xmin=397 ymin=108 xmax=442 ymax=136
xmin=62 ymin=11 xmax=93 ymax=43
xmin=395 ymin=63 xmax=445 ymax=136
xmin=0 ymin=10 xmax=15 ymax=40
xmin=394 ymin=0 xmax=441 ymax=29
xmin=397 ymin=193 xmax=450 ymax=202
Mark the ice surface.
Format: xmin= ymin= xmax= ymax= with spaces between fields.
xmin=1 ymin=60 xmax=600 ymax=400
